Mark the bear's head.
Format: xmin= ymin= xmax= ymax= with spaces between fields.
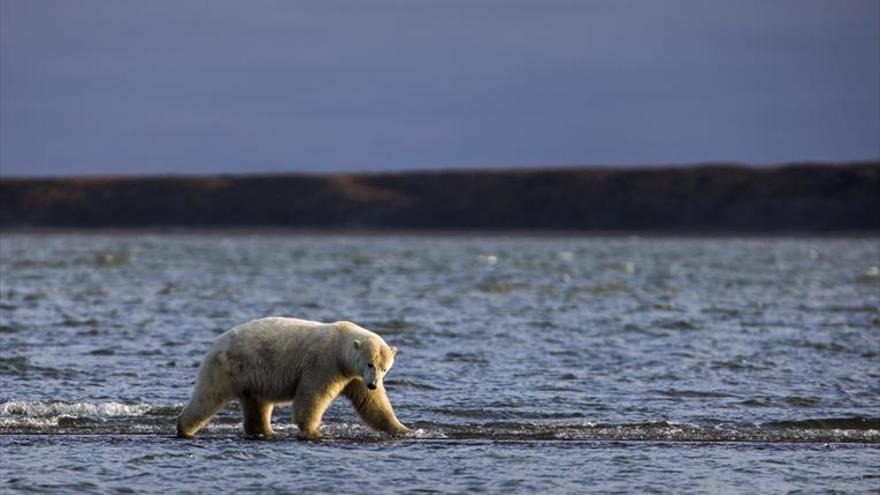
xmin=352 ymin=337 xmax=398 ymax=391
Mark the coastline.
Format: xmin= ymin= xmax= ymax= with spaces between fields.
xmin=2 ymin=162 xmax=878 ymax=232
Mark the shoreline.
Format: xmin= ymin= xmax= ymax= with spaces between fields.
xmin=2 ymin=162 xmax=878 ymax=232
xmin=2 ymin=226 xmax=879 ymax=239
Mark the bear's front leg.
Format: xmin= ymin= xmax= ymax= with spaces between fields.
xmin=342 ymin=380 xmax=410 ymax=435
xmin=292 ymin=380 xmax=344 ymax=440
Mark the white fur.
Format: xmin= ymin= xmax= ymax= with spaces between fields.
xmin=176 ymin=317 xmax=408 ymax=440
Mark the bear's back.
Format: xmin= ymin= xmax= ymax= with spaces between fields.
xmin=212 ymin=317 xmax=325 ymax=353
xmin=212 ymin=317 xmax=381 ymax=360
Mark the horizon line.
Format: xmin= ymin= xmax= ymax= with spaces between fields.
xmin=2 ymin=159 xmax=878 ymax=181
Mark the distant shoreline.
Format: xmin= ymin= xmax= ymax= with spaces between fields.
xmin=2 ymin=162 xmax=878 ymax=232
xmin=1 ymin=227 xmax=879 ymax=239
xmin=0 ymin=160 xmax=874 ymax=182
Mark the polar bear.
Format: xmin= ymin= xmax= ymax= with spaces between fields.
xmin=176 ymin=317 xmax=410 ymax=440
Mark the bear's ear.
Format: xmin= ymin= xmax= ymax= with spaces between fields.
xmin=390 ymin=346 xmax=398 ymax=355
xmin=353 ymin=339 xmax=361 ymax=350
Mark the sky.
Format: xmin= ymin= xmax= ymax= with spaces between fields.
xmin=1 ymin=0 xmax=878 ymax=177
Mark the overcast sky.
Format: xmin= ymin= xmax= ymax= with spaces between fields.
xmin=2 ymin=0 xmax=878 ymax=176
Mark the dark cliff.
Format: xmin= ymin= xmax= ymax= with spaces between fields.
xmin=1 ymin=163 xmax=878 ymax=232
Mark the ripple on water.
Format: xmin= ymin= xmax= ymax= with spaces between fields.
xmin=0 ymin=357 xmax=77 ymax=379
xmin=383 ymin=379 xmax=439 ymax=390
xmin=652 ymin=389 xmax=740 ymax=399
xmin=710 ymin=359 xmax=776 ymax=372
xmin=442 ymin=352 xmax=488 ymax=364
xmin=0 ymin=323 xmax=20 ymax=333
xmin=655 ymin=319 xmax=700 ymax=331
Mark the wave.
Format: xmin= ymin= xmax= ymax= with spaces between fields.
xmin=651 ymin=389 xmax=739 ymax=399
xmin=0 ymin=401 xmax=155 ymax=418
xmin=0 ymin=357 xmax=78 ymax=379
xmin=1 ymin=401 xmax=878 ymax=443
xmin=764 ymin=417 xmax=880 ymax=430
xmin=429 ymin=419 xmax=880 ymax=443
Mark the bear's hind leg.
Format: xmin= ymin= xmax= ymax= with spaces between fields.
xmin=241 ymin=396 xmax=274 ymax=438
xmin=176 ymin=391 xmax=231 ymax=439
xmin=293 ymin=381 xmax=345 ymax=440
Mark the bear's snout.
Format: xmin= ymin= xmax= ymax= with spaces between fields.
xmin=367 ymin=383 xmax=378 ymax=390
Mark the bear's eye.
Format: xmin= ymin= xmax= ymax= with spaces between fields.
xmin=367 ymin=363 xmax=374 ymax=368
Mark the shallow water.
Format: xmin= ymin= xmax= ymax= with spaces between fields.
xmin=1 ymin=233 xmax=878 ymax=492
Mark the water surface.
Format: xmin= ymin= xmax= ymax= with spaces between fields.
xmin=1 ymin=233 xmax=878 ymax=492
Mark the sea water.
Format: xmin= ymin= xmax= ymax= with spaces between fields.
xmin=1 ymin=233 xmax=878 ymax=493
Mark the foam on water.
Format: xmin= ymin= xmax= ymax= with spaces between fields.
xmin=0 ymin=401 xmax=154 ymax=418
